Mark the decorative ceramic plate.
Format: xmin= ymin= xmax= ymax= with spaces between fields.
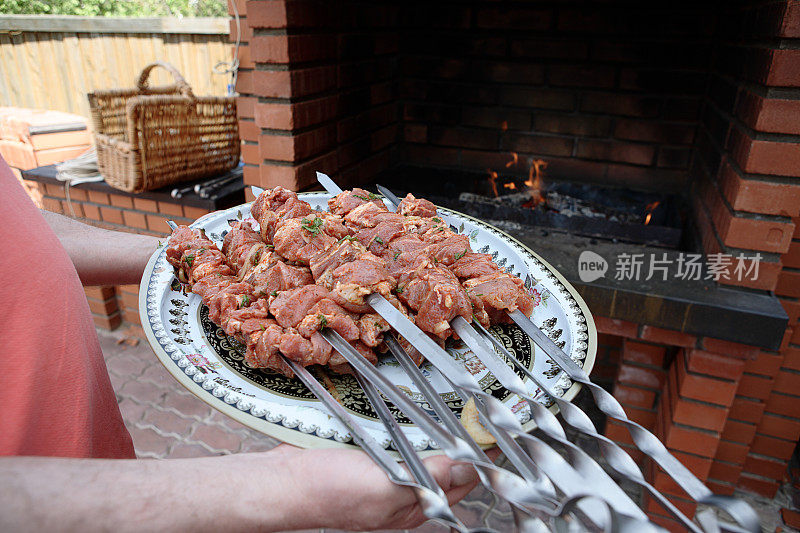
xmin=140 ymin=192 xmax=597 ymax=454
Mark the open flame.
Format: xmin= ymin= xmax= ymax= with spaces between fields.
xmin=522 ymin=158 xmax=547 ymax=209
xmin=505 ymin=152 xmax=519 ymax=168
xmin=644 ymin=201 xmax=660 ymax=225
xmin=486 ymin=152 xmax=548 ymax=210
xmin=488 ymin=170 xmax=499 ymax=197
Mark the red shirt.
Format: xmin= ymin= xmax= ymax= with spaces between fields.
xmin=0 ymin=159 xmax=134 ymax=458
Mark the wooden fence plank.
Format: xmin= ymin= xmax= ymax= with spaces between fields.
xmin=1 ymin=19 xmax=229 ymax=116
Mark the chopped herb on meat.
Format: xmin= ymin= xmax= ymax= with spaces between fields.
xmin=184 ymin=255 xmax=194 ymax=267
xmin=374 ymin=236 xmax=383 ymax=245
xmin=300 ymin=216 xmax=324 ymax=235
xmin=270 ymin=290 xmax=278 ymax=297
xmin=338 ymin=235 xmax=356 ymax=243
xmin=395 ymin=285 xmax=404 ymax=294
xmin=394 ymin=251 xmax=401 ymax=260
xmin=454 ymin=249 xmax=468 ymax=261
xmin=353 ymin=192 xmax=380 ymax=201
xmin=317 ymin=314 xmax=328 ymax=330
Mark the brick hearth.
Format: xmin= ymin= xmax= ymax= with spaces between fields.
xmin=232 ymin=0 xmax=800 ymax=524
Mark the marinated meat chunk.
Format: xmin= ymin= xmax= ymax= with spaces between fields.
xmin=397 ymin=266 xmax=471 ymax=338
xmin=318 ymin=213 xmax=352 ymax=240
xmin=330 ymin=254 xmax=395 ymax=306
xmin=192 ymin=274 xmax=238 ymax=300
xmin=402 ymin=215 xmax=447 ymax=235
xmin=225 ymin=299 xmax=271 ymax=341
xmin=183 ymin=247 xmax=232 ymax=284
xmin=355 ymin=221 xmax=406 ymax=255
xmin=358 ymin=313 xmax=390 ymax=347
xmin=428 ymin=234 xmax=471 ymax=265
xmin=269 ymin=285 xmax=330 ymax=328
xmin=328 ymin=188 xmax=385 ymax=216
xmin=273 ymin=216 xmax=337 ymax=265
xmin=166 ymin=226 xmax=233 ymax=283
xmin=399 ymin=193 xmax=438 ymax=218
xmin=251 ymin=187 xmax=316 ymax=242
xmin=246 ymin=320 xmax=293 ymax=376
xmin=450 ymin=253 xmax=502 ymax=279
xmin=165 ymin=226 xmax=200 ymax=267
xmin=205 ymin=281 xmax=255 ymax=333
xmin=247 ymin=260 xmax=313 ymax=298
xmin=297 ymin=298 xmax=360 ymax=342
xmin=250 ymin=186 xmax=300 ymax=220
xmin=309 ymin=239 xmax=366 ymax=287
xmin=222 ymin=221 xmax=262 ymax=270
xmin=344 ymin=201 xmax=397 ymax=228
xmin=463 ymin=274 xmax=534 ymax=322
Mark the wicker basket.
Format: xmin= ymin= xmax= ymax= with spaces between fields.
xmin=87 ymin=62 xmax=240 ymax=193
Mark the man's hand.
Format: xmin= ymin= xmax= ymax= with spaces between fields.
xmin=1 ymin=444 xmax=498 ymax=532
xmin=271 ymin=444 xmax=495 ymax=531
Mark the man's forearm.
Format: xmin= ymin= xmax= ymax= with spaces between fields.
xmin=0 ymin=452 xmax=316 ymax=533
xmin=41 ymin=210 xmax=161 ymax=286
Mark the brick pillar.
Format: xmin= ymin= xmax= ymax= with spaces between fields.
xmin=645 ymin=349 xmax=745 ymax=525
xmin=604 ymin=338 xmax=668 ymax=464
xmin=237 ymin=0 xmax=399 ymax=194
xmin=689 ymin=0 xmax=800 ymax=498
xmin=85 ymin=286 xmax=122 ymax=330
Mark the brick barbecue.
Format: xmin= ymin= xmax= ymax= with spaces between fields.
xmin=9 ymin=1 xmax=799 ymax=528
xmin=231 ymin=0 xmax=800 ymax=525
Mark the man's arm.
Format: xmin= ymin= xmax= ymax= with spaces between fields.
xmin=0 ymin=445 xmax=482 ymax=532
xmin=41 ymin=210 xmax=161 ymax=286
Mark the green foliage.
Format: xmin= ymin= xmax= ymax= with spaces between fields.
xmin=0 ymin=0 xmax=227 ymax=17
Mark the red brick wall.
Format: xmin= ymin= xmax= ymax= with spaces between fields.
xmin=236 ymin=0 xmax=401 ymax=192
xmin=398 ymin=3 xmax=711 ymax=192
xmin=31 ymin=180 xmax=211 ymax=334
xmin=692 ymin=1 xmax=800 ymax=294
xmin=685 ymin=1 xmax=800 ymax=506
xmin=593 ymin=316 xmax=799 ymax=526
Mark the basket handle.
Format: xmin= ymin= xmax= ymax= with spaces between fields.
xmin=136 ymin=61 xmax=194 ymax=97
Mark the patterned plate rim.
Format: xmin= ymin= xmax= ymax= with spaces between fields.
xmin=139 ymin=194 xmax=598 ymax=456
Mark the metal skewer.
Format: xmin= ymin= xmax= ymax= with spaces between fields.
xmin=324 ymin=330 xmax=629 ymax=531
xmin=472 ymin=320 xmax=704 ymax=533
xmin=384 ymin=333 xmax=641 ymax=531
xmin=371 ymin=182 xmax=760 ymax=533
xmin=312 ymin=175 xmax=644 ymax=523
xmin=282 ymin=357 xmax=474 ymax=533
xmin=167 ymin=205 xmax=645 ymax=531
xmin=384 ymin=334 xmax=556 ymax=533
xmin=319 ymin=329 xmax=549 ymax=511
xmin=354 ymin=373 xmax=498 ymax=533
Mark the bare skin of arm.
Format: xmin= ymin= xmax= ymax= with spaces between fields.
xmin=0 ymin=445 xmax=484 ymax=532
xmin=25 ymin=209 xmax=489 ymax=531
xmin=41 ymin=209 xmax=161 ymax=286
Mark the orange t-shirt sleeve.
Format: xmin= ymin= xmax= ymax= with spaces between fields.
xmin=0 ymin=159 xmax=134 ymax=458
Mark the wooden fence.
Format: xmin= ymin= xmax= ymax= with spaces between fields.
xmin=0 ymin=15 xmax=231 ymax=119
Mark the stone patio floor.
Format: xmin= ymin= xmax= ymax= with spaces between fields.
xmin=100 ymin=327 xmax=795 ymax=532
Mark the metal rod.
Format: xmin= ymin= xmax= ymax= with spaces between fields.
xmin=369 ymin=181 xmax=760 ymax=533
